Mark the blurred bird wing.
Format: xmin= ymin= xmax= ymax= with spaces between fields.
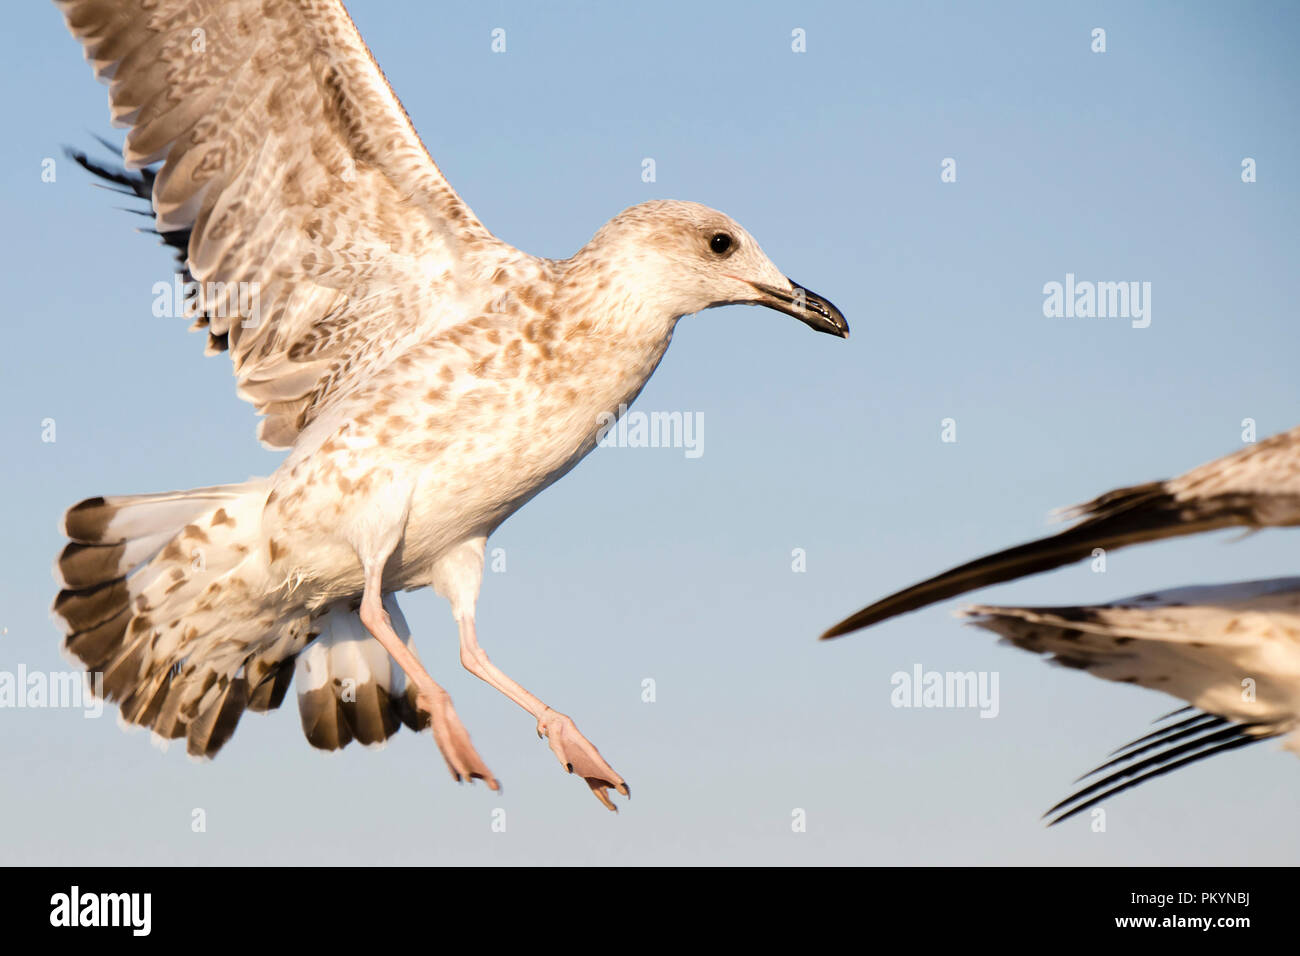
xmin=963 ymin=577 xmax=1300 ymax=823
xmin=823 ymin=425 xmax=1300 ymax=637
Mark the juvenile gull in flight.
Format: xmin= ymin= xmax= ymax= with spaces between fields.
xmin=50 ymin=0 xmax=848 ymax=810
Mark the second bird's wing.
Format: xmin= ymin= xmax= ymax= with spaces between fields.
xmin=963 ymin=576 xmax=1300 ymax=823
xmin=823 ymin=425 xmax=1300 ymax=638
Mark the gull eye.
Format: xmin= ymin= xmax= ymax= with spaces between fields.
xmin=709 ymin=232 xmax=733 ymax=255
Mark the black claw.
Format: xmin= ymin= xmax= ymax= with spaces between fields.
xmin=565 ymin=762 xmax=574 ymax=773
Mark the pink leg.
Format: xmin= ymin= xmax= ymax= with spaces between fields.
xmin=457 ymin=614 xmax=628 ymax=810
xmin=358 ymin=585 xmax=498 ymax=791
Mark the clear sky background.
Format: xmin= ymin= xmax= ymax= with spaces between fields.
xmin=1 ymin=1 xmax=1296 ymax=865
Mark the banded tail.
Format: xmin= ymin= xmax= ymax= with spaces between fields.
xmin=53 ymin=483 xmax=425 ymax=757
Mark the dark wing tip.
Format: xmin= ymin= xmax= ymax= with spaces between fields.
xmin=816 ymin=478 xmax=1266 ymax=638
xmin=1044 ymin=717 xmax=1275 ymax=826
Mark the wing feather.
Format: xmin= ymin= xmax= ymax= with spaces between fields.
xmin=961 ymin=578 xmax=1300 ymax=822
xmin=823 ymin=426 xmax=1300 ymax=637
xmin=56 ymin=0 xmax=504 ymax=447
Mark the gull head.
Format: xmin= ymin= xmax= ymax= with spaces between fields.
xmin=577 ymin=200 xmax=849 ymax=338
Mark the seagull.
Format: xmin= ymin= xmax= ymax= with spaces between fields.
xmin=821 ymin=425 xmax=1300 ymax=820
xmin=964 ymin=578 xmax=1300 ymax=824
xmin=823 ymin=424 xmax=1300 ymax=637
xmin=50 ymin=0 xmax=848 ymax=811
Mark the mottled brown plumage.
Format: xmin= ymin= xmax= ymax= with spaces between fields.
xmin=51 ymin=0 xmax=848 ymax=803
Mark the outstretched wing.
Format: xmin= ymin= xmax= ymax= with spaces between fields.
xmin=56 ymin=0 xmax=500 ymax=447
xmin=822 ymin=425 xmax=1300 ymax=637
xmin=962 ymin=577 xmax=1300 ymax=823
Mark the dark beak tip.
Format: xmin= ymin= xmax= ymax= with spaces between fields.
xmin=814 ymin=308 xmax=850 ymax=340
xmin=783 ymin=277 xmax=849 ymax=340
xmin=807 ymin=309 xmax=850 ymax=340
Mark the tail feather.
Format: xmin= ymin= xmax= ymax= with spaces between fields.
xmin=246 ymin=656 xmax=295 ymax=713
xmin=52 ymin=480 xmax=283 ymax=757
xmin=64 ymin=607 xmax=129 ymax=672
xmin=53 ymin=577 xmax=131 ymax=644
xmin=53 ymin=481 xmax=428 ymax=758
xmin=295 ymin=595 xmax=426 ymax=751
xmin=185 ymin=673 xmax=249 ymax=758
xmin=99 ymin=614 xmax=154 ymax=702
xmin=119 ymin=659 xmax=177 ymax=728
xmin=61 ymin=486 xmax=245 ymax=544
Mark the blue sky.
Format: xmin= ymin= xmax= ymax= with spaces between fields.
xmin=1 ymin=1 xmax=1297 ymax=864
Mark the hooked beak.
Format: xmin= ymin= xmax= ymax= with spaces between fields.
xmin=745 ymin=278 xmax=850 ymax=339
